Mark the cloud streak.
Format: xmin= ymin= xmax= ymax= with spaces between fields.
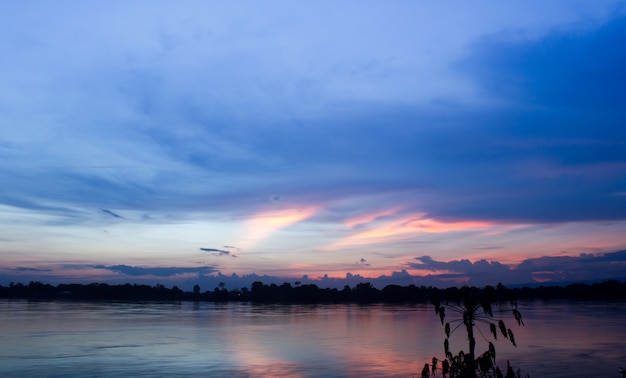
xmin=236 ymin=207 xmax=319 ymax=250
xmin=200 ymin=248 xmax=237 ymax=257
xmin=101 ymin=209 xmax=124 ymax=219
xmin=330 ymin=214 xmax=495 ymax=247
xmin=94 ymin=265 xmax=218 ymax=278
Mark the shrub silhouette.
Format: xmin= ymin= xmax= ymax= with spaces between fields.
xmin=422 ymin=284 xmax=525 ymax=378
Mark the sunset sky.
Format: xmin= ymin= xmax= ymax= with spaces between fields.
xmin=2 ymin=1 xmax=626 ymax=289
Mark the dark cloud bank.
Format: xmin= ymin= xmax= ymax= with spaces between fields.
xmin=100 ymin=250 xmax=626 ymax=290
xmin=5 ymin=251 xmax=620 ymax=291
xmin=93 ymin=265 xmax=219 ymax=277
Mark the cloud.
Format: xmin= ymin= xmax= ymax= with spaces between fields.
xmin=2 ymin=250 xmax=625 ymax=289
xmin=343 ymin=208 xmax=402 ymax=229
xmin=465 ymin=15 xmax=626 ymax=112
xmin=411 ymin=256 xmax=511 ymax=275
xmin=200 ymin=248 xmax=231 ymax=256
xmin=101 ymin=208 xmax=124 ymax=219
xmin=357 ymin=258 xmax=370 ymax=267
xmin=331 ymin=213 xmax=495 ymax=247
xmin=269 ymin=195 xmax=284 ymax=202
xmin=418 ymin=14 xmax=626 ymax=223
xmin=2 ymin=9 xmax=625 ymax=228
xmin=12 ymin=267 xmax=52 ymax=272
xmin=94 ymin=265 xmax=218 ymax=277
xmin=406 ymin=251 xmax=626 ymax=286
xmin=236 ymin=207 xmax=319 ymax=250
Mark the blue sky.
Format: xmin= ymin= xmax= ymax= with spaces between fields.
xmin=1 ymin=1 xmax=626 ymax=289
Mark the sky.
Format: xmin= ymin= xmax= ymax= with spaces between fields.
xmin=1 ymin=1 xmax=626 ymax=290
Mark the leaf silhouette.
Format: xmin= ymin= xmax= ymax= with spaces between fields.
xmin=442 ymin=360 xmax=450 ymax=376
xmin=507 ymin=328 xmax=516 ymax=346
xmin=490 ymin=322 xmax=497 ymax=340
xmin=488 ymin=342 xmax=496 ymax=360
xmin=498 ymin=320 xmax=508 ymax=339
xmin=495 ymin=366 xmax=503 ymax=378
xmin=513 ymin=308 xmax=524 ymax=326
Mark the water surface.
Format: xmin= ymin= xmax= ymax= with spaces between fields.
xmin=1 ymin=300 xmax=624 ymax=377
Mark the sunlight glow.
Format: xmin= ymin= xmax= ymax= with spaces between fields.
xmin=343 ymin=207 xmax=403 ymax=228
xmin=236 ymin=207 xmax=319 ymax=250
xmin=331 ymin=214 xmax=495 ymax=247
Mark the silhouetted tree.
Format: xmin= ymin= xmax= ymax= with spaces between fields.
xmin=423 ymin=284 xmax=525 ymax=378
xmin=353 ymin=282 xmax=379 ymax=302
xmin=1 ymin=279 xmax=624 ymax=304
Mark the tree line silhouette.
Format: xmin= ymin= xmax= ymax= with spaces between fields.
xmin=1 ymin=279 xmax=624 ymax=303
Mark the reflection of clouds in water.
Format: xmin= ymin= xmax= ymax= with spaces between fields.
xmin=1 ymin=301 xmax=625 ymax=377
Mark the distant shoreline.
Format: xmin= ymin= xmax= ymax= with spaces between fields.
xmin=2 ymin=279 xmax=625 ymax=303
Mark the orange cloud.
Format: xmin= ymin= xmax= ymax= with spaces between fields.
xmin=237 ymin=207 xmax=318 ymax=250
xmin=288 ymin=263 xmax=316 ymax=270
xmin=343 ymin=207 xmax=403 ymax=228
xmin=332 ymin=214 xmax=495 ymax=247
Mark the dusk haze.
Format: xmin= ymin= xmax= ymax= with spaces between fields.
xmin=2 ymin=1 xmax=626 ymax=291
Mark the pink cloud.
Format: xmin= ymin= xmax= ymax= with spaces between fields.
xmin=236 ymin=207 xmax=319 ymax=250
xmin=343 ymin=207 xmax=403 ymax=229
xmin=330 ymin=214 xmax=495 ymax=247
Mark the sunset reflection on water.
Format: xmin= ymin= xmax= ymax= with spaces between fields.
xmin=0 ymin=300 xmax=624 ymax=377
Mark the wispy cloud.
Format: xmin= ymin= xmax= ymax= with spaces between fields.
xmin=236 ymin=207 xmax=319 ymax=250
xmin=101 ymin=208 xmax=124 ymax=219
xmin=331 ymin=214 xmax=495 ymax=247
xmin=343 ymin=208 xmax=402 ymax=229
xmin=200 ymin=248 xmax=236 ymax=257
xmin=94 ymin=265 xmax=218 ymax=277
xmin=12 ymin=267 xmax=52 ymax=272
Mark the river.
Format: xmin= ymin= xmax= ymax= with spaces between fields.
xmin=1 ymin=300 xmax=624 ymax=377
